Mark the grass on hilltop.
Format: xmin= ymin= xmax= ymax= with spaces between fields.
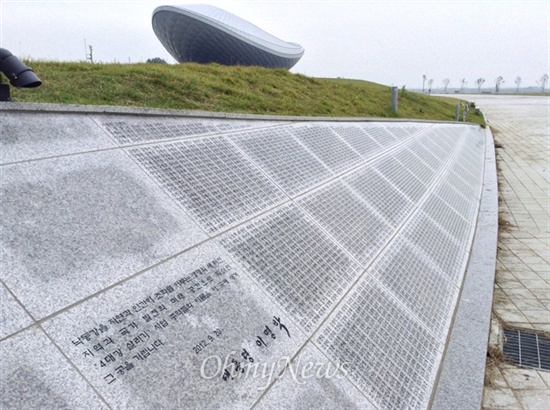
xmin=9 ymin=61 xmax=485 ymax=125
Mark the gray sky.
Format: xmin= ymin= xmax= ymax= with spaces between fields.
xmin=1 ymin=0 xmax=548 ymax=88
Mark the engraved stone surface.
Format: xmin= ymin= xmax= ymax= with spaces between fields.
xmin=451 ymin=161 xmax=482 ymax=188
xmin=230 ymin=127 xmax=332 ymax=197
xmin=0 ymin=105 xmax=492 ymax=410
xmin=330 ymin=125 xmax=383 ymax=159
xmin=129 ymin=137 xmax=287 ymax=234
xmin=96 ymin=115 xmax=269 ymax=145
xmin=435 ymin=179 xmax=478 ymax=222
xmin=448 ymin=166 xmax=481 ymax=200
xmin=0 ymin=112 xmax=116 ymax=164
xmin=0 ymin=327 xmax=107 ymax=409
xmin=369 ymin=237 xmax=460 ymax=340
xmin=43 ymin=242 xmax=306 ymax=409
xmin=385 ymin=125 xmax=411 ymax=141
xmin=291 ymin=125 xmax=362 ymax=174
xmin=255 ymin=344 xmax=376 ymax=409
xmin=220 ymin=204 xmax=363 ymax=333
xmin=316 ymin=278 xmax=443 ymax=410
xmin=421 ymin=194 xmax=473 ymax=248
xmin=407 ymin=139 xmax=445 ymax=171
xmin=424 ymin=130 xmax=455 ymax=158
xmin=361 ymin=125 xmax=399 ymax=148
xmin=403 ymin=212 xmax=466 ymax=285
xmin=392 ymin=146 xmax=437 ymax=187
xmin=344 ymin=164 xmax=414 ymax=227
xmin=297 ymin=180 xmax=392 ymax=267
xmin=376 ymin=152 xmax=430 ymax=203
xmin=0 ymin=149 xmax=206 ymax=318
xmin=402 ymin=124 xmax=429 ymax=136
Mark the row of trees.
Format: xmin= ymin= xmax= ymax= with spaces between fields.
xmin=422 ymin=74 xmax=549 ymax=94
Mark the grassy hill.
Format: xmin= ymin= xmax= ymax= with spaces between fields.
xmin=9 ymin=61 xmax=484 ymax=125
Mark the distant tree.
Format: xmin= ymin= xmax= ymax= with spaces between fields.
xmin=536 ymin=74 xmax=549 ymax=93
xmin=422 ymin=74 xmax=427 ymax=94
xmin=146 ymin=57 xmax=167 ymax=64
xmin=442 ymin=78 xmax=450 ymax=93
xmin=427 ymin=79 xmax=433 ymax=94
xmin=495 ymin=76 xmax=505 ymax=93
xmin=475 ymin=78 xmax=485 ymax=93
xmin=514 ymin=76 xmax=522 ymax=93
xmin=460 ymin=78 xmax=468 ymax=93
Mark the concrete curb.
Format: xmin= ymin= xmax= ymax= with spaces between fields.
xmin=431 ymin=124 xmax=498 ymax=409
xmin=0 ymin=101 xmax=478 ymax=126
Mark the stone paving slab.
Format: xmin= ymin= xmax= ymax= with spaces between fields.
xmin=0 ymin=282 xmax=33 ymax=339
xmin=0 ymin=327 xmax=108 ymax=409
xmin=0 ymin=148 xmax=207 ymax=319
xmin=255 ymin=343 xmax=375 ymax=410
xmin=43 ymin=241 xmax=308 ymax=409
xmin=0 ymin=112 xmax=116 ymax=164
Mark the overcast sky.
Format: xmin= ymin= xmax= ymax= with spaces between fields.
xmin=1 ymin=0 xmax=548 ymax=88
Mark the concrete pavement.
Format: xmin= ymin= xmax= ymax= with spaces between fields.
xmin=465 ymin=95 xmax=549 ymax=410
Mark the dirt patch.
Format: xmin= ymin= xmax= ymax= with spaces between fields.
xmin=498 ymin=215 xmax=515 ymax=231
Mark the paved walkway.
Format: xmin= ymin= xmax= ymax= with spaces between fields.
xmin=466 ymin=95 xmax=549 ymax=409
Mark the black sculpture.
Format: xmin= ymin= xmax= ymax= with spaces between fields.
xmin=0 ymin=48 xmax=42 ymax=101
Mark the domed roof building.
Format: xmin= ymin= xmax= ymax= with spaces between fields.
xmin=152 ymin=4 xmax=305 ymax=69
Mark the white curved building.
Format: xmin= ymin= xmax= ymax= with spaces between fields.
xmin=152 ymin=4 xmax=305 ymax=69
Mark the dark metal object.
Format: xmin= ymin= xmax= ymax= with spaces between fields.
xmin=503 ymin=328 xmax=550 ymax=371
xmin=0 ymin=48 xmax=42 ymax=101
xmin=0 ymin=83 xmax=11 ymax=101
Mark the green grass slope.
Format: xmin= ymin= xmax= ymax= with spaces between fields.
xmin=9 ymin=61 xmax=484 ymax=125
